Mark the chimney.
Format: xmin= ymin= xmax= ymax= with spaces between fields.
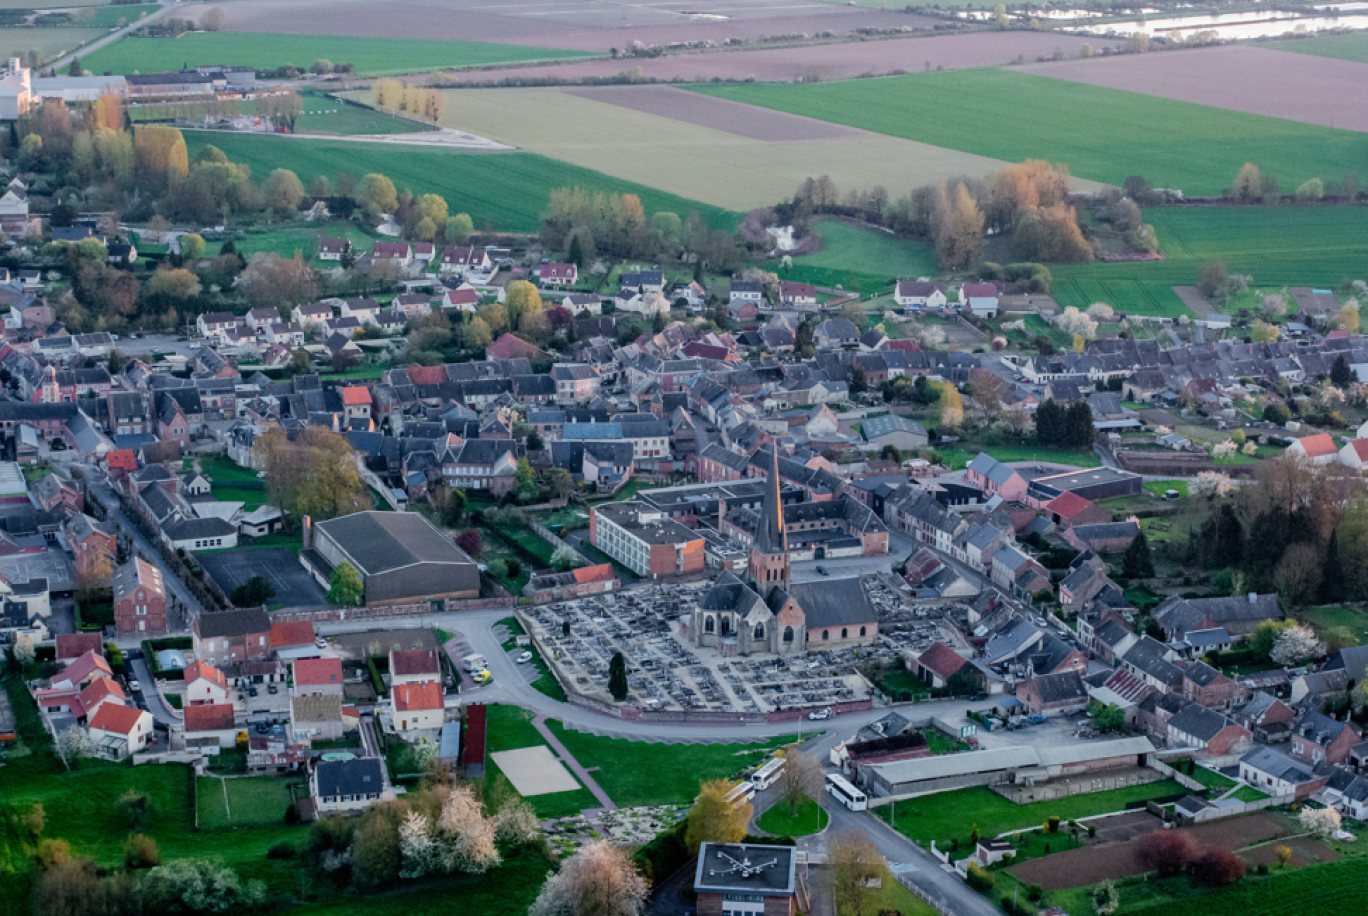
xmin=1247 ymin=592 xmax=1257 ymax=604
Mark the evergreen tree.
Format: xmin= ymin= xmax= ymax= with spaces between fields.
xmin=1321 ymin=528 xmax=1347 ymax=603
xmin=607 ymin=651 xmax=628 ymax=701
xmin=693 ymin=260 xmax=705 ymax=285
xmin=1242 ymin=508 xmax=1291 ymax=592
xmin=652 ymin=310 xmax=667 ymax=333
xmin=794 ymin=319 xmax=815 ymax=359
xmin=712 ymin=300 xmax=728 ymax=329
xmin=1035 ymin=399 xmax=1064 ymax=445
xmin=1065 ymin=401 xmax=1095 ymax=448
xmin=850 ymin=366 xmax=867 ymax=393
xmin=1122 ymin=531 xmax=1155 ymax=579
xmin=1331 ymin=354 xmax=1353 ymax=389
xmin=1198 ymin=503 xmax=1244 ymax=568
xmin=568 ymin=233 xmax=584 ymax=268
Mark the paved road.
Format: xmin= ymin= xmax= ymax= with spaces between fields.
xmin=48 ymin=1 xmax=177 ymax=73
xmin=129 ymin=654 xmax=177 ymax=726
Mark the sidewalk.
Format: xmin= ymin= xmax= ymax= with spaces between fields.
xmin=532 ymin=713 xmax=617 ymax=811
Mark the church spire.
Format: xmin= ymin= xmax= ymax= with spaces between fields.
xmin=750 ymin=446 xmax=789 ymax=597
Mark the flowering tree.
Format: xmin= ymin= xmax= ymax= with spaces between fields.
xmin=1270 ymin=624 xmax=1325 ymax=667
xmin=1298 ymin=805 xmax=1341 ymax=838
xmin=530 ymin=840 xmax=648 ymax=916
xmin=11 ymin=632 xmax=35 ymax=665
xmin=1086 ymin=303 xmax=1115 ymax=322
xmin=1241 ymin=441 xmax=1258 ymax=455
xmin=1211 ymin=440 xmax=1237 ymax=459
xmin=436 ymin=785 xmax=500 ymax=874
xmin=1002 ymin=319 xmax=1027 ymax=333
xmin=55 ymin=726 xmax=94 ymax=762
xmin=1190 ymin=471 xmax=1234 ymax=499
xmin=1055 ymin=307 xmax=1099 ymax=339
xmin=399 ymin=810 xmax=440 ymax=879
xmin=494 ymin=799 xmax=541 ymax=845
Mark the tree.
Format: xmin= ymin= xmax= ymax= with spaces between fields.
xmin=1122 ymin=531 xmax=1155 ymax=578
xmin=1091 ymin=703 xmax=1125 ymax=734
xmin=1274 ymin=544 xmax=1321 ymax=610
xmin=1275 ymin=844 xmax=1292 ymax=868
xmin=135 ymin=125 xmax=189 ymax=182
xmin=254 ymin=426 xmax=369 ymax=522
xmin=1198 ymin=261 xmax=1229 ymax=299
xmin=514 ymin=457 xmax=538 ymax=502
xmin=529 ymin=839 xmax=648 ymax=916
xmin=1092 ymin=880 xmax=1120 ymax=916
xmin=1338 ymin=304 xmax=1360 ymax=334
xmin=435 ymin=784 xmax=500 ymax=874
xmin=1055 ymin=306 xmax=1099 ymax=340
xmin=455 ymin=529 xmax=482 ymax=558
xmin=55 ymin=726 xmax=94 ymax=762
xmin=1233 ymin=163 xmax=1262 ymax=202
xmin=1332 ymin=353 xmax=1354 ymax=388
xmin=117 ymin=791 xmax=154 ymax=831
xmin=143 ymin=859 xmax=266 ymax=912
xmin=201 ymin=7 xmax=226 ymax=30
xmin=351 ymin=802 xmax=403 ymax=890
xmin=1321 ymin=528 xmax=1347 ymax=603
xmin=1139 ymin=829 xmax=1196 ymax=878
xmin=1192 ymin=847 xmax=1247 ymax=887
xmin=1064 ymin=400 xmax=1095 ymax=448
xmin=1035 ymin=398 xmax=1065 ymax=446
xmin=311 ymin=59 xmax=334 ymax=75
xmin=830 ymin=831 xmax=883 ymax=916
xmin=545 ymin=467 xmax=573 ymax=499
xmin=607 ymin=651 xmax=628 ymax=701
xmin=67 ymin=56 xmax=82 ymax=77
xmin=935 ymin=182 xmax=984 ymax=271
xmin=794 ymin=319 xmax=815 ymax=359
xmin=446 ymin=213 xmax=474 ymax=244
xmin=265 ymin=169 xmax=305 ymax=215
xmin=551 ymin=545 xmax=583 ymax=571
xmin=1300 ymin=805 xmax=1341 ymax=838
xmin=684 ymin=779 xmax=751 ymax=852
xmin=179 ymin=233 xmax=206 ymax=262
xmin=146 ymin=268 xmax=201 ymax=301
xmin=777 ymin=746 xmax=824 ymax=816
xmin=230 ymin=576 xmax=276 ymax=608
xmin=1270 ymin=622 xmax=1325 ymax=666
xmin=880 ymin=444 xmax=902 ymax=464
xmin=505 ymin=280 xmax=544 ymax=332
xmin=24 ymin=803 xmax=44 ymax=838
xmin=124 ymin=833 xmax=160 ymax=869
xmin=327 ymin=561 xmax=364 ymax=606
xmin=356 ymin=173 xmax=398 ymax=218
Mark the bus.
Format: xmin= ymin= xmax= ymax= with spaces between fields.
xmin=750 ymin=756 xmax=786 ymax=791
xmin=726 ymin=780 xmax=757 ymax=810
xmin=825 ymin=773 xmax=867 ymax=811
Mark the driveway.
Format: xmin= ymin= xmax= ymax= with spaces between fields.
xmin=129 ymin=655 xmax=178 ymax=727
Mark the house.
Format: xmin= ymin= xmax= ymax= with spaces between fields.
xmin=293 ymin=657 xmax=345 ymax=698
xmin=440 ymin=246 xmax=492 ymax=274
xmin=107 ymin=242 xmax=137 ymax=265
xmin=293 ymin=301 xmax=334 ymax=329
xmin=729 ymin=281 xmax=764 ymax=305
xmin=184 ymin=703 xmax=238 ymax=749
xmin=560 ymin=293 xmax=601 ymax=316
xmin=392 ymin=681 xmax=444 ymax=732
xmin=245 ymin=307 xmax=281 ymax=331
xmin=1181 ymin=661 xmax=1245 ymax=711
xmin=164 ymin=516 xmax=237 ymax=552
xmin=193 ymin=607 xmax=271 ymax=666
xmin=551 ymin=364 xmax=601 ymax=405
xmin=389 ymin=648 xmax=442 ymax=687
xmin=539 ymin=262 xmax=577 ymax=288
xmin=112 ymin=557 xmax=166 ymax=637
xmin=1232 ymin=691 xmax=1295 ymax=744
xmin=196 ymin=311 xmax=244 ymax=340
xmin=87 ymin=703 xmax=153 ymax=759
xmin=1064 ymin=520 xmax=1140 ymax=553
xmin=1166 ymin=704 xmax=1252 ymax=757
xmin=779 ymin=281 xmax=817 ymax=309
xmin=859 ymin=414 xmax=927 ymax=452
xmin=268 ymin=620 xmax=318 ymax=660
xmin=292 ymin=694 xmax=344 ymax=743
xmin=1291 ymin=711 xmax=1361 ymax=765
xmin=1018 ymin=670 xmax=1088 ymax=717
xmin=371 ymin=242 xmax=412 ymax=266
xmin=894 ymin=280 xmax=947 ymax=310
xmin=961 ymin=283 xmax=999 ymax=317
xmin=1239 ymin=745 xmax=1328 ymax=800
xmin=56 ymin=633 xmax=103 ymax=664
xmin=813 ymin=318 xmax=858 ymax=349
xmin=318 ymin=238 xmax=350 ymax=261
xmin=1153 ymin=593 xmax=1283 ymax=643
xmin=1287 ymin=433 xmax=1338 ymax=465
xmin=911 ymin=641 xmax=968 ymax=688
xmin=442 ymin=287 xmax=479 ymax=313
xmin=183 ymin=660 xmax=229 ymax=706
xmin=1044 ymin=492 xmax=1111 ymax=529
xmin=964 ymin=453 xmax=1029 ymax=501
xmin=1338 ymin=438 xmax=1368 ymax=472
xmin=694 ymin=843 xmax=798 ymax=916
xmin=312 ymin=756 xmax=385 ymax=814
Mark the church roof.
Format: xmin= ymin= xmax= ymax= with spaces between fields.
xmin=753 ymin=445 xmax=787 ymax=557
xmin=789 ymin=577 xmax=877 ymax=629
xmin=697 ymin=571 xmax=765 ymax=615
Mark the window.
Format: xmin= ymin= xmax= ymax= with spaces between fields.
xmin=842 ymin=628 xmax=848 ymax=639
xmin=705 ymin=616 xmax=714 ymax=634
xmin=860 ymin=625 xmax=867 ymax=637
xmin=823 ymin=630 xmax=829 ymax=641
xmin=783 ymin=626 xmax=794 ymax=643
xmin=753 ymin=624 xmax=764 ymax=640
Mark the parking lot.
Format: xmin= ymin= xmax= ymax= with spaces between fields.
xmin=198 ymin=548 xmax=327 ymax=609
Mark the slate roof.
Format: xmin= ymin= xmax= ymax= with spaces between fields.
xmin=314 ymin=511 xmax=477 ymax=576
xmin=315 ymin=756 xmax=384 ymax=798
xmin=196 ymin=607 xmax=270 ymax=639
xmin=1168 ymin=704 xmax=1235 ymax=743
xmin=787 ymin=577 xmax=877 ymax=629
xmin=1026 ymin=670 xmax=1087 ymax=705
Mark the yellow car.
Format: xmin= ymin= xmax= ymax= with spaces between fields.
xmin=472 ymin=669 xmax=493 ymax=685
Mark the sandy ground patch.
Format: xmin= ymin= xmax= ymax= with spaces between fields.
xmin=422 ymin=87 xmax=1027 ymax=210
xmin=463 ymin=31 xmax=1121 ymax=82
xmin=1241 ymin=834 xmax=1339 ymax=868
xmin=1018 ymin=44 xmax=1368 ymax=133
xmin=489 ymin=746 xmax=582 ymax=796
xmin=176 ymin=0 xmax=933 ymax=51
xmin=562 ymin=86 xmax=858 ymax=141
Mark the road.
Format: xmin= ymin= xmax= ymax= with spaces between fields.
xmin=48 ymin=1 xmax=177 ymax=73
xmin=129 ymin=654 xmax=178 ymax=726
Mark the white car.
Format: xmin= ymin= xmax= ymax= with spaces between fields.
xmin=128 ymin=679 xmax=141 ymax=693
xmin=516 ymin=650 xmax=533 ymax=664
xmin=808 ymin=707 xmax=832 ymax=721
xmin=315 ymin=637 xmax=327 ymax=649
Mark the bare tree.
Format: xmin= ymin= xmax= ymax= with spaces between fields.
xmin=967 ymin=368 xmax=1008 ymax=422
xmin=530 ymin=839 xmax=648 ymax=916
xmin=776 ymin=747 xmax=824 ymax=817
xmin=829 ymin=830 xmax=883 ymax=916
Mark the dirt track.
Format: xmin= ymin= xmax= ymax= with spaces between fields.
xmin=1018 ymin=44 xmax=1368 ymax=133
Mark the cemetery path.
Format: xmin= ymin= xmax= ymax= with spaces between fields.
xmin=532 ymin=714 xmax=618 ymax=811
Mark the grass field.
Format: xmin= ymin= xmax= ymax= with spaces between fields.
xmin=1304 ymin=605 xmax=1368 ymax=644
xmin=0 ymin=26 xmax=106 ymax=62
xmin=196 ymin=775 xmax=300 ymax=828
xmin=484 ymin=705 xmax=600 ymax=818
xmin=82 ymin=32 xmax=595 ymax=77
xmin=544 ymin=722 xmax=797 ymax=808
xmin=937 ymin=444 xmax=1101 ymax=470
xmin=426 ymin=87 xmax=1014 ymax=211
xmin=694 ymin=69 xmax=1368 ymax=196
xmin=757 ymin=797 xmax=829 ymax=837
xmin=1265 ymin=32 xmax=1368 ymax=64
xmin=878 ymin=782 xmax=1187 ymax=851
xmin=772 ymin=219 xmax=935 ymax=291
xmin=1115 ymin=855 xmax=1368 ymax=916
xmin=180 ymin=132 xmax=738 ymax=235
xmin=1054 ymin=206 xmax=1368 ymax=317
xmin=1144 ymin=480 xmax=1189 ymax=498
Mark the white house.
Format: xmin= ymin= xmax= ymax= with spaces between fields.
xmin=184 ymin=703 xmax=239 ymax=749
xmin=87 ymin=703 xmax=153 ymax=759
xmin=442 ymin=287 xmax=480 ymax=313
xmin=439 ymin=246 xmax=492 ymax=275
xmin=245 ymin=308 xmax=281 ymax=331
xmin=561 ymin=293 xmax=602 ymax=316
xmin=312 ymin=757 xmax=385 ymax=815
xmin=1340 ymin=438 xmax=1368 ymax=471
xmin=1287 ymin=433 xmax=1338 ymax=466
xmin=961 ymin=283 xmax=999 ymax=318
xmin=392 ymin=682 xmax=444 ymax=732
xmin=183 ymin=660 xmax=229 ymax=706
xmin=341 ymin=298 xmax=382 ymax=326
xmin=895 ymin=280 xmax=947 ymax=310
xmin=293 ymin=302 xmax=334 ymax=329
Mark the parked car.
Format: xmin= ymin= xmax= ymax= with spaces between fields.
xmin=128 ymin=679 xmax=141 ymax=693
xmin=808 ymin=707 xmax=833 ymax=721
xmin=516 ymin=650 xmax=533 ymax=664
xmin=247 ymin=687 xmax=259 ymax=698
xmin=315 ymin=637 xmax=327 ymax=649
xmin=815 ymin=565 xmax=830 ymax=577
xmin=267 ymin=684 xmax=278 ymax=694
xmin=473 ymin=669 xmax=493 ymax=685
xmin=1026 ymin=714 xmax=1048 ymax=725
xmin=969 ymin=692 xmax=989 ymax=702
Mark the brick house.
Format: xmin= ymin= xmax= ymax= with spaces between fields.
xmin=1166 ymin=704 xmax=1252 ymax=758
xmin=1180 ymin=661 xmax=1246 ymax=711
xmin=1291 ymin=712 xmax=1361 ymax=765
xmin=1018 ymin=670 xmax=1089 ymax=717
xmin=911 ymin=641 xmax=968 ymax=688
xmin=694 ymin=843 xmax=797 ymax=916
xmin=293 ymin=657 xmax=345 ymax=698
xmin=193 ymin=607 xmax=271 ymax=666
xmin=112 ymin=557 xmax=167 ymax=637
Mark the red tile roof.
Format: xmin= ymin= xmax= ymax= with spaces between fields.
xmin=485 ymin=334 xmax=546 ymax=361
xmin=916 ymin=641 xmax=968 ymax=679
xmin=393 ymin=681 xmax=443 ymax=711
xmin=184 ymin=660 xmax=227 ymax=689
xmin=390 ymin=648 xmax=440 ymax=677
xmin=1045 ymin=491 xmax=1097 ymax=521
xmin=541 ymin=262 xmax=576 ymax=281
xmin=406 ymin=362 xmax=449 ymax=385
xmin=77 ymin=677 xmax=125 ymax=712
xmin=106 ymin=449 xmax=138 ymax=471
xmin=185 ymin=703 xmax=236 ymax=733
xmin=89 ymin=703 xmax=148 ymax=736
xmin=572 ymin=563 xmax=615 ymax=585
xmin=269 ymin=620 xmax=316 ymax=647
xmin=61 ymin=650 xmax=112 ymax=686
xmin=887 ymin=339 xmax=921 ymax=353
xmin=1347 ymin=440 xmax=1368 ymax=461
xmin=294 ymin=657 xmax=343 ymax=686
xmin=1297 ymin=433 xmax=1337 ymax=457
xmin=340 ymin=386 xmax=371 ymax=406
xmin=56 ymin=632 xmax=103 ymax=660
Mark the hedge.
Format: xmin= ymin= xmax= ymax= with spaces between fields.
xmin=142 ymin=636 xmax=193 ymax=681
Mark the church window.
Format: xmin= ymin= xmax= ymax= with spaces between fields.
xmin=704 ymin=616 xmax=714 ymax=634
xmin=754 ymin=624 xmax=764 ymax=640
xmin=860 ymin=626 xmax=867 ymax=637
xmin=841 ymin=628 xmax=848 ymax=639
xmin=822 ymin=630 xmax=829 ymax=641
xmin=783 ymin=626 xmax=794 ymax=643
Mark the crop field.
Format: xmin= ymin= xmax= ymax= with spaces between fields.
xmin=1053 ymin=206 xmax=1368 ymax=317
xmin=0 ymin=26 xmax=106 ymax=62
xmin=428 ymin=86 xmax=1017 ymax=211
xmin=135 ymin=94 xmax=432 ymax=136
xmin=81 ymin=32 xmax=596 ymax=77
xmin=774 ymin=220 xmax=935 ymax=290
xmin=1018 ymin=45 xmax=1368 ymax=133
xmin=68 ymin=4 xmax=161 ymax=27
xmin=694 ymin=69 xmax=1368 ymax=196
xmin=181 ymin=132 xmax=739 ymax=234
xmin=1266 ymin=31 xmax=1368 ymax=65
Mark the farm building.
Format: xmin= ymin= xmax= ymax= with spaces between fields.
xmin=1027 ymin=467 xmax=1143 ymax=505
xmin=300 ymin=511 xmax=480 ymax=606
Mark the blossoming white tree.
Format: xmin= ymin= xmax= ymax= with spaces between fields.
xmin=530 ymin=840 xmax=648 ymax=916
xmin=1298 ymin=805 xmax=1341 ymax=838
xmin=1270 ymin=624 xmax=1325 ymax=667
xmin=1190 ymin=471 xmax=1234 ymax=499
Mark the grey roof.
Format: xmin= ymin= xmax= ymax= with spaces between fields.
xmin=1154 ymin=593 xmax=1283 ymax=637
xmin=788 ymin=577 xmax=877 ymax=629
xmin=315 ymin=757 xmax=384 ymax=798
xmin=1183 ymin=661 xmax=1225 ymax=687
xmin=1168 ymin=704 xmax=1235 ymax=743
xmin=1296 ymin=711 xmax=1356 ymax=746
xmin=697 ymin=570 xmax=766 ymax=616
xmin=315 ymin=511 xmax=477 ymax=577
xmin=196 ymin=607 xmax=270 ymax=639
xmin=1026 ymin=670 xmax=1087 ymax=705
xmin=1122 ymin=636 xmax=1184 ymax=686
xmin=860 ymin=414 xmax=926 ymax=442
xmin=1071 ymin=521 xmax=1141 ymax=541
xmin=1240 ymin=745 xmax=1319 ymax=784
xmin=165 ymin=516 xmax=236 ymax=541
xmin=695 ymin=842 xmax=796 ymax=896
xmin=752 ymin=446 xmax=787 ymax=558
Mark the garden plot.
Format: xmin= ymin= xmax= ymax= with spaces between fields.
xmin=544 ymin=805 xmax=686 ymax=856
xmin=489 ymin=747 xmax=581 ymax=796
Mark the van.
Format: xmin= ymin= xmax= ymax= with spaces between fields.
xmin=462 ymin=653 xmax=487 ymax=672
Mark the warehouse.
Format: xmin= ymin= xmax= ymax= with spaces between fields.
xmin=1027 ymin=467 xmax=1142 ymax=505
xmin=301 ymin=511 xmax=480 ymax=606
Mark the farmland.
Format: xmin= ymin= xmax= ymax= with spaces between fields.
xmin=81 ymin=32 xmax=596 ymax=77
xmin=773 ymin=220 xmax=936 ymax=290
xmin=0 ymin=26 xmax=105 ymax=62
xmin=180 ymin=133 xmax=739 ymax=235
xmin=1053 ymin=206 xmax=1368 ymax=317
xmin=694 ymin=69 xmax=1368 ymax=196
xmin=1266 ymin=31 xmax=1368 ymax=65
xmin=428 ymin=86 xmax=1014 ymax=211
xmin=133 ymin=93 xmax=434 ymax=136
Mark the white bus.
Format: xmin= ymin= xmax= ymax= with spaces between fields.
xmin=725 ymin=780 xmax=757 ymax=810
xmin=825 ymin=773 xmax=867 ymax=811
xmin=750 ymin=757 xmax=786 ymax=791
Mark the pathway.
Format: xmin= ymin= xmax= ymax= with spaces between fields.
xmin=531 ymin=713 xmax=616 ymax=811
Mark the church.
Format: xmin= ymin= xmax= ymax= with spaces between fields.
xmin=688 ymin=448 xmax=880 ymax=657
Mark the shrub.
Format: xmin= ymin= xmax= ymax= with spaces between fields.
xmin=123 ymin=834 xmax=159 ymax=869
xmin=1027 ymin=884 xmax=1044 ymax=902
xmin=965 ymin=861 xmax=995 ymax=892
xmin=1192 ymin=847 xmax=1247 ymax=887
xmin=1138 ymin=829 xmax=1196 ymax=878
xmin=267 ymin=843 xmax=296 ymax=860
xmin=1047 ymin=816 xmax=1060 ymax=833
xmin=1256 ymin=863 xmax=1268 ymax=875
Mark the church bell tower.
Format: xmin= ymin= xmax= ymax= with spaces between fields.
xmin=749 ymin=446 xmax=789 ymax=598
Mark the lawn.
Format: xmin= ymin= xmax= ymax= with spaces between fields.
xmin=1266 ymin=31 xmax=1368 ymax=64
xmin=770 ymin=220 xmax=935 ymax=292
xmin=179 ymin=132 xmax=739 ymax=235
xmin=82 ymin=32 xmax=595 ymax=77
xmin=1143 ymin=480 xmax=1188 ymax=498
xmin=208 ymin=485 xmax=265 ymax=510
xmin=288 ymin=852 xmax=552 ymax=916
xmin=196 ymin=775 xmax=300 ymax=828
xmin=757 ymin=797 xmax=829 ymax=837
xmin=1231 ymin=785 xmax=1269 ymax=802
xmin=878 ymin=782 xmax=1187 ymax=851
xmin=484 ymin=705 xmax=600 ymax=818
xmin=858 ymin=865 xmax=941 ymax=916
xmin=543 ymin=722 xmax=798 ymax=808
xmin=936 ymin=444 xmax=1101 ymax=470
xmin=0 ymin=26 xmax=106 ymax=63
xmin=1053 ymin=206 xmax=1368 ymax=317
xmin=1303 ymin=605 xmax=1368 ymax=644
xmin=693 ymin=69 xmax=1368 ymax=196
xmin=1182 ymin=765 xmax=1238 ymax=792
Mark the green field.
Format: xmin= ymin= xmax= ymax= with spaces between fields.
xmin=0 ymin=26 xmax=106 ymax=62
xmin=544 ymin=722 xmax=797 ymax=808
xmin=879 ymin=782 xmax=1187 ymax=851
xmin=1114 ymin=855 xmax=1368 ymax=916
xmin=1265 ymin=32 xmax=1368 ymax=64
xmin=485 ymin=705 xmax=600 ymax=818
xmin=694 ymin=69 xmax=1368 ymax=196
xmin=756 ymin=797 xmax=829 ymax=837
xmin=196 ymin=775 xmax=301 ymax=828
xmin=1143 ymin=480 xmax=1189 ymax=498
xmin=773 ymin=219 xmax=936 ymax=291
xmin=83 ymin=32 xmax=595 ymax=77
xmin=937 ymin=445 xmax=1101 ymax=470
xmin=70 ymin=4 xmax=160 ymax=28
xmin=1304 ymin=605 xmax=1368 ymax=644
xmin=180 ymin=133 xmax=739 ymax=235
xmin=1054 ymin=206 xmax=1368 ymax=317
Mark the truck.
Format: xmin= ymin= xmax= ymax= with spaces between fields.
xmin=461 ymin=653 xmax=487 ymax=672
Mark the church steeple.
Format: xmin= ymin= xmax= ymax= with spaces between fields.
xmin=749 ymin=446 xmax=789 ymax=597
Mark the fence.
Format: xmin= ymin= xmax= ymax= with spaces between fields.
xmin=1146 ymin=756 xmax=1212 ymax=793
xmin=270 ymin=595 xmax=514 ymax=624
